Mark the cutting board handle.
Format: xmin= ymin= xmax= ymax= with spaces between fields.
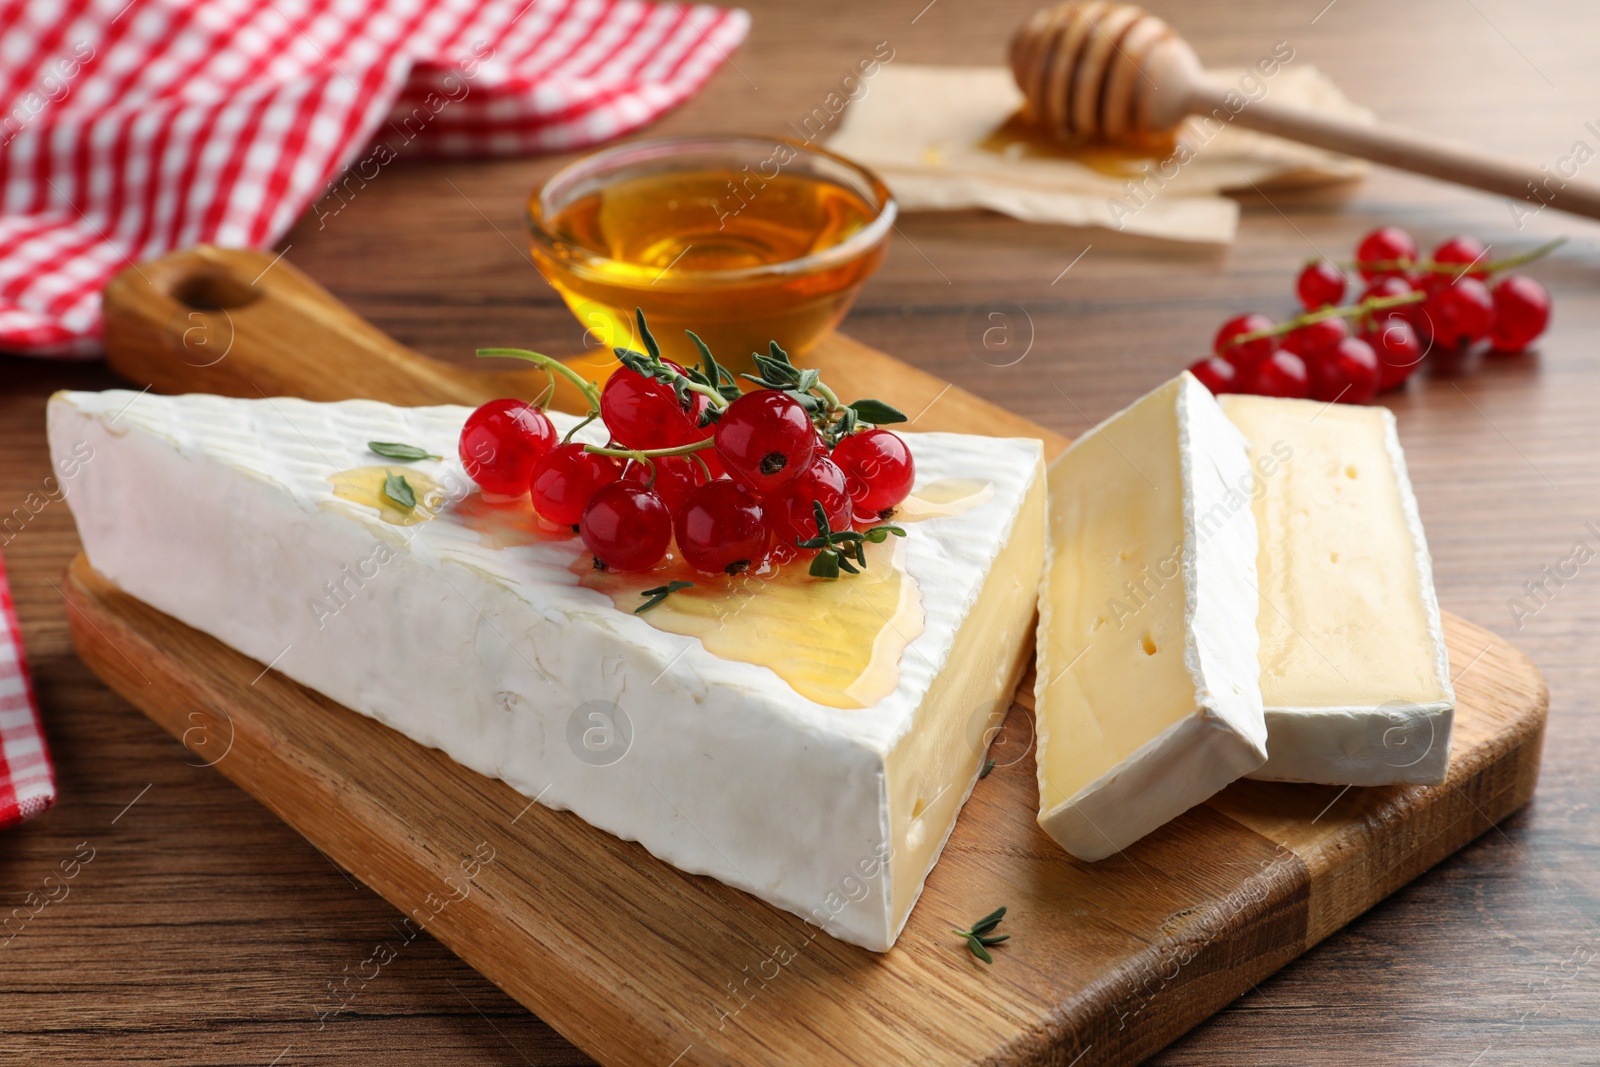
xmin=101 ymin=245 xmax=566 ymax=408
xmin=101 ymin=244 xmax=1070 ymax=452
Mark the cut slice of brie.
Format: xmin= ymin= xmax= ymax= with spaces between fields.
xmin=49 ymin=390 xmax=1045 ymax=951
xmin=1035 ymin=373 xmax=1266 ymax=861
xmin=1218 ymin=394 xmax=1454 ymax=785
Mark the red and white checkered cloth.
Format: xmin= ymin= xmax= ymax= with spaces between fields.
xmin=0 ymin=552 xmax=53 ymax=829
xmin=0 ymin=0 xmax=750 ymax=358
xmin=0 ymin=0 xmax=746 ymax=828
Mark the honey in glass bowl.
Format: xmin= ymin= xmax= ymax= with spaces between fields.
xmin=528 ymin=136 xmax=895 ymax=374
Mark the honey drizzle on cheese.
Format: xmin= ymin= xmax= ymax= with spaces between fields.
xmin=328 ymin=466 xmax=445 ymax=526
xmin=452 ymin=492 xmax=563 ymax=549
xmin=331 ymin=459 xmax=995 ymax=709
xmin=896 ymin=478 xmax=993 ymax=521
xmin=574 ymin=481 xmax=992 ymax=709
xmin=575 ymin=537 xmax=924 ymax=710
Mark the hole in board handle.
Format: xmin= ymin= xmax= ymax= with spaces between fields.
xmin=173 ymin=270 xmax=262 ymax=312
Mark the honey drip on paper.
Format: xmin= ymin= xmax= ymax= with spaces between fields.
xmin=976 ymin=112 xmax=1178 ymax=178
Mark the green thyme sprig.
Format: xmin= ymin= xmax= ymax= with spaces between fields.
xmin=954 ymin=906 xmax=1010 ymax=964
xmin=368 ymin=441 xmax=439 ymax=462
xmin=612 ymin=310 xmax=741 ymax=425
xmin=636 ymin=581 xmax=694 ymax=613
xmin=798 ymin=501 xmax=906 ymax=579
xmin=686 ymin=331 xmax=744 ymax=406
xmin=742 ymin=339 xmax=907 ymax=445
xmin=382 ymin=471 xmax=416 ymax=510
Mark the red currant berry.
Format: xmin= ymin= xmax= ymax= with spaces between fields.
xmin=1296 ymin=260 xmax=1346 ymax=310
xmin=831 ymin=429 xmax=916 ymax=517
xmin=529 ymin=443 xmax=621 ymax=526
xmin=1359 ymin=317 xmax=1425 ymax=391
xmin=1246 ymin=351 xmax=1310 ymax=399
xmin=1361 ymin=275 xmax=1415 ymax=303
xmin=1187 ymin=356 xmax=1238 ymax=395
xmin=1281 ymin=315 xmax=1347 ymax=359
xmin=675 ymin=480 xmax=772 ymax=575
xmin=580 ymin=484 xmax=671 ymax=571
xmin=459 ymin=398 xmax=557 ymax=497
xmin=619 ymin=454 xmax=708 ymax=515
xmin=700 ymin=450 xmax=727 ymax=479
xmin=1425 ymin=277 xmax=1495 ymax=348
xmin=1212 ymin=313 xmax=1276 ymax=369
xmin=1355 ymin=226 xmax=1417 ymax=281
xmin=1362 ymin=275 xmax=1432 ymax=341
xmin=1308 ymin=337 xmax=1381 ymax=405
xmin=600 ymin=361 xmax=712 ymax=449
xmin=712 ymin=390 xmax=817 ymax=493
xmin=1489 ymin=275 xmax=1551 ymax=352
xmin=1430 ymin=235 xmax=1489 ymax=283
xmin=765 ymin=457 xmax=854 ymax=547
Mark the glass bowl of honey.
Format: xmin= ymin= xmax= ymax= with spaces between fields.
xmin=528 ymin=135 xmax=895 ymax=374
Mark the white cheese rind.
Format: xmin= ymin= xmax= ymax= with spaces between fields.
xmin=1219 ymin=395 xmax=1454 ymax=786
xmin=49 ymin=390 xmax=1043 ymax=951
xmin=1035 ymin=373 xmax=1266 ymax=862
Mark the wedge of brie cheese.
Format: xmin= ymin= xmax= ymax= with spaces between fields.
xmin=49 ymin=390 xmax=1045 ymax=951
xmin=1035 ymin=373 xmax=1266 ymax=862
xmin=1218 ymin=394 xmax=1454 ymax=785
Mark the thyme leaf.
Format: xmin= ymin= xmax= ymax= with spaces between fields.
xmin=636 ymin=581 xmax=694 ymax=614
xmin=368 ymin=441 xmax=439 ymax=462
xmin=846 ymin=398 xmax=908 ymax=425
xmin=635 ymin=307 xmax=663 ymax=362
xmin=383 ymin=471 xmax=416 ymax=510
xmin=953 ymin=905 xmax=1011 ymax=965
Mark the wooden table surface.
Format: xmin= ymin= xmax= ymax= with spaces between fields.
xmin=4 ymin=0 xmax=1599 ymax=1063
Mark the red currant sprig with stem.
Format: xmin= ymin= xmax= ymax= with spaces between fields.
xmin=479 ymin=309 xmax=909 ymax=467
xmin=477 ymin=344 xmax=607 ymax=445
xmin=481 ymin=310 xmax=918 ymax=576
xmin=479 ymin=315 xmax=724 ymax=485
xmin=1222 ymin=290 xmax=1427 ymax=356
xmin=1339 ymin=236 xmax=1564 ymax=282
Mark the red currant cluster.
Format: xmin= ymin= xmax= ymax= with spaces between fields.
xmin=1190 ymin=226 xmax=1557 ymax=404
xmin=459 ymin=314 xmax=916 ymax=578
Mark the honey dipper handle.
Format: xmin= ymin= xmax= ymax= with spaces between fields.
xmin=1184 ymin=83 xmax=1600 ymax=222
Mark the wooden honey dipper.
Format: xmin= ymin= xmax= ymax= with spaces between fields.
xmin=1010 ymin=2 xmax=1600 ymax=221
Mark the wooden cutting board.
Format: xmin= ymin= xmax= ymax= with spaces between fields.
xmin=72 ymin=246 xmax=1548 ymax=1066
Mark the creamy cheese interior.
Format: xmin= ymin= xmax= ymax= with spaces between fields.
xmin=1220 ymin=395 xmax=1450 ymax=709
xmin=1034 ymin=373 xmax=1266 ymax=860
xmin=1038 ymin=378 xmax=1198 ymax=811
xmin=883 ymin=468 xmax=1043 ymax=929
